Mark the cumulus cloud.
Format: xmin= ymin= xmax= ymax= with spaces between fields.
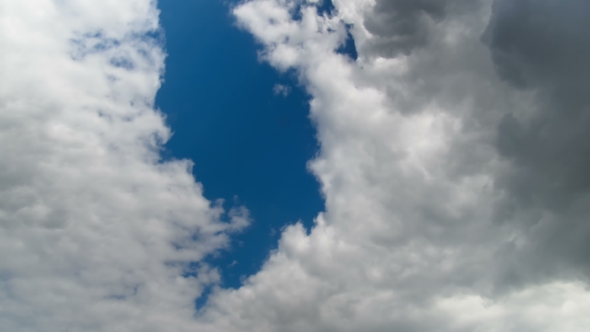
xmin=192 ymin=0 xmax=590 ymax=331
xmin=0 ymin=1 xmax=246 ymax=331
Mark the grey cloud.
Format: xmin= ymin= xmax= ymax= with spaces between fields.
xmin=363 ymin=0 xmax=445 ymax=56
xmin=484 ymin=0 xmax=590 ymax=190
xmin=484 ymin=0 xmax=590 ymax=96
xmin=362 ymin=0 xmax=481 ymax=57
xmin=360 ymin=0 xmax=590 ymax=286
xmin=485 ymin=0 xmax=590 ymax=200
xmin=480 ymin=0 xmax=590 ymax=281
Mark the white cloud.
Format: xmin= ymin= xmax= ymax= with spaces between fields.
xmin=0 ymin=1 xmax=246 ymax=331
xmin=193 ymin=0 xmax=590 ymax=331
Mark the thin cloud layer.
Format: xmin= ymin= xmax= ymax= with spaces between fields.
xmin=0 ymin=1 xmax=246 ymax=331
xmin=195 ymin=0 xmax=590 ymax=331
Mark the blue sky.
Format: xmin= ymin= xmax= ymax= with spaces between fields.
xmin=156 ymin=0 xmax=324 ymax=289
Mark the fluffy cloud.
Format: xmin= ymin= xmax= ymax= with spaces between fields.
xmin=0 ymin=1 xmax=246 ymax=331
xmin=194 ymin=0 xmax=590 ymax=331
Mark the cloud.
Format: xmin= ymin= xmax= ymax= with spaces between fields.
xmin=0 ymin=1 xmax=246 ymax=331
xmin=273 ymin=83 xmax=292 ymax=96
xmin=193 ymin=0 xmax=590 ymax=331
xmin=483 ymin=0 xmax=590 ymax=285
xmin=363 ymin=0 xmax=453 ymax=56
xmin=4 ymin=0 xmax=590 ymax=331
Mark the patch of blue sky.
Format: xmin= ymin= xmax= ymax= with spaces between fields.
xmin=156 ymin=0 xmax=324 ymax=291
xmin=338 ymin=24 xmax=358 ymax=61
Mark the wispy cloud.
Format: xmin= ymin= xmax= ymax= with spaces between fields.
xmin=273 ymin=83 xmax=291 ymax=97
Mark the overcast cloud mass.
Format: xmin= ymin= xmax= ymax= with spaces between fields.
xmin=2 ymin=0 xmax=590 ymax=331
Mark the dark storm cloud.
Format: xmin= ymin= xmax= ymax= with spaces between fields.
xmin=482 ymin=0 xmax=590 ymax=284
xmin=484 ymin=0 xmax=590 ymax=214
xmin=484 ymin=0 xmax=590 ymax=95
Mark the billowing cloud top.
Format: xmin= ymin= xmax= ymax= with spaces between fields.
xmin=2 ymin=0 xmax=590 ymax=331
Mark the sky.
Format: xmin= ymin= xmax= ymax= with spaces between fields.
xmin=155 ymin=0 xmax=324 ymax=290
xmin=2 ymin=0 xmax=590 ymax=331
